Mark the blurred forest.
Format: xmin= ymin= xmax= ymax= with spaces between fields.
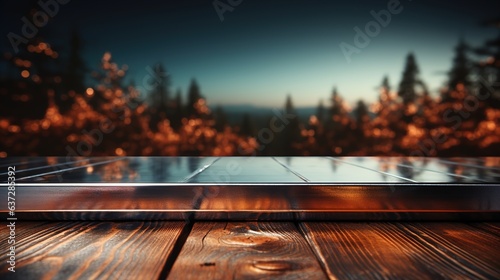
xmin=1 ymin=13 xmax=499 ymax=157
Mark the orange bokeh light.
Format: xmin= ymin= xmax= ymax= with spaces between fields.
xmin=21 ymin=70 xmax=30 ymax=78
xmin=86 ymin=88 xmax=94 ymax=96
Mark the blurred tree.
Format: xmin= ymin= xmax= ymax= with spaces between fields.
xmin=186 ymin=79 xmax=203 ymax=117
xmin=88 ymin=52 xmax=150 ymax=155
xmin=303 ymin=102 xmax=327 ymax=155
xmin=448 ymin=38 xmax=471 ymax=90
xmin=284 ymin=94 xmax=303 ymax=155
xmin=423 ymin=26 xmax=498 ymax=156
xmin=439 ymin=39 xmax=473 ymax=106
xmin=61 ymin=28 xmax=87 ymax=113
xmin=381 ymin=76 xmax=391 ymax=93
xmin=170 ymin=88 xmax=183 ymax=129
xmin=353 ymin=100 xmax=369 ymax=128
xmin=239 ymin=113 xmax=255 ymax=137
xmin=148 ymin=63 xmax=171 ymax=130
xmin=316 ymin=99 xmax=325 ymax=123
xmin=354 ymin=100 xmax=368 ymax=122
xmin=398 ymin=53 xmax=421 ymax=105
xmin=397 ymin=53 xmax=430 ymax=130
xmin=351 ymin=100 xmax=370 ymax=154
xmin=325 ymin=87 xmax=352 ymax=155
xmin=270 ymin=94 xmax=302 ymax=155
xmin=89 ymin=52 xmax=127 ymax=110
xmin=373 ymin=76 xmax=392 ymax=114
xmin=1 ymin=0 xmax=65 ymax=120
xmin=214 ymin=105 xmax=227 ymax=132
xmin=369 ymin=76 xmax=399 ymax=154
xmin=329 ymin=87 xmax=345 ymax=117
xmin=474 ymin=17 xmax=500 ymax=108
xmin=431 ymin=31 xmax=499 ymax=155
xmin=126 ymin=80 xmax=144 ymax=111
xmin=3 ymin=42 xmax=60 ymax=120
xmin=313 ymin=99 xmax=328 ymax=154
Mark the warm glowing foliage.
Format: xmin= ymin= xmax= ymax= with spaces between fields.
xmin=1 ymin=35 xmax=499 ymax=157
xmin=0 ymin=52 xmax=257 ymax=157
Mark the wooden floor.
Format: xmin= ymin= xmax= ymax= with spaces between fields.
xmin=1 ymin=221 xmax=499 ymax=279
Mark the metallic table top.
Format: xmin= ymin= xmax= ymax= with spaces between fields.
xmin=1 ymin=156 xmax=499 ymax=220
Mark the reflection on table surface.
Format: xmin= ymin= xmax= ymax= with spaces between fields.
xmin=1 ymin=156 xmax=499 ymax=184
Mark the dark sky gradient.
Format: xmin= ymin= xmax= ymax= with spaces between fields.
xmin=2 ymin=0 xmax=500 ymax=107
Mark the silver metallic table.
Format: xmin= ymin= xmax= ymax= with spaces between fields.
xmin=1 ymin=156 xmax=498 ymax=221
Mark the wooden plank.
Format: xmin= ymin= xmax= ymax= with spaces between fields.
xmin=167 ymin=222 xmax=327 ymax=279
xmin=401 ymin=223 xmax=500 ymax=278
xmin=0 ymin=221 xmax=185 ymax=279
xmin=300 ymin=222 xmax=500 ymax=279
xmin=468 ymin=222 xmax=500 ymax=236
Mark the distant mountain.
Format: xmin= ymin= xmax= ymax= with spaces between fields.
xmin=209 ymin=104 xmax=377 ymax=128
xmin=210 ymin=104 xmax=318 ymax=126
xmin=211 ymin=104 xmax=274 ymax=115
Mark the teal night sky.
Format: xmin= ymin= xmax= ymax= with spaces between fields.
xmin=2 ymin=0 xmax=499 ymax=108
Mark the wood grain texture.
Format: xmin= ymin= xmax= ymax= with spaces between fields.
xmin=0 ymin=221 xmax=185 ymax=280
xmin=300 ymin=222 xmax=500 ymax=280
xmin=167 ymin=222 xmax=327 ymax=280
xmin=468 ymin=222 xmax=500 ymax=236
xmin=2 ymin=221 xmax=498 ymax=279
xmin=401 ymin=223 xmax=500 ymax=278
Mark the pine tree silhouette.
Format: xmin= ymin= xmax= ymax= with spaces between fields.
xmin=186 ymin=79 xmax=203 ymax=118
xmin=448 ymin=38 xmax=471 ymax=90
xmin=214 ymin=106 xmax=227 ymax=132
xmin=303 ymin=99 xmax=327 ymax=155
xmin=316 ymin=99 xmax=325 ymax=124
xmin=398 ymin=53 xmax=421 ymax=105
xmin=171 ymin=88 xmax=183 ymax=130
xmin=370 ymin=76 xmax=399 ymax=154
xmin=474 ymin=17 xmax=500 ymax=108
xmin=148 ymin=63 xmax=171 ymax=131
xmin=2 ymin=1 xmax=63 ymax=120
xmin=239 ymin=113 xmax=255 ymax=137
xmin=61 ymin=28 xmax=87 ymax=113
xmin=284 ymin=95 xmax=302 ymax=155
xmin=325 ymin=87 xmax=351 ymax=155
